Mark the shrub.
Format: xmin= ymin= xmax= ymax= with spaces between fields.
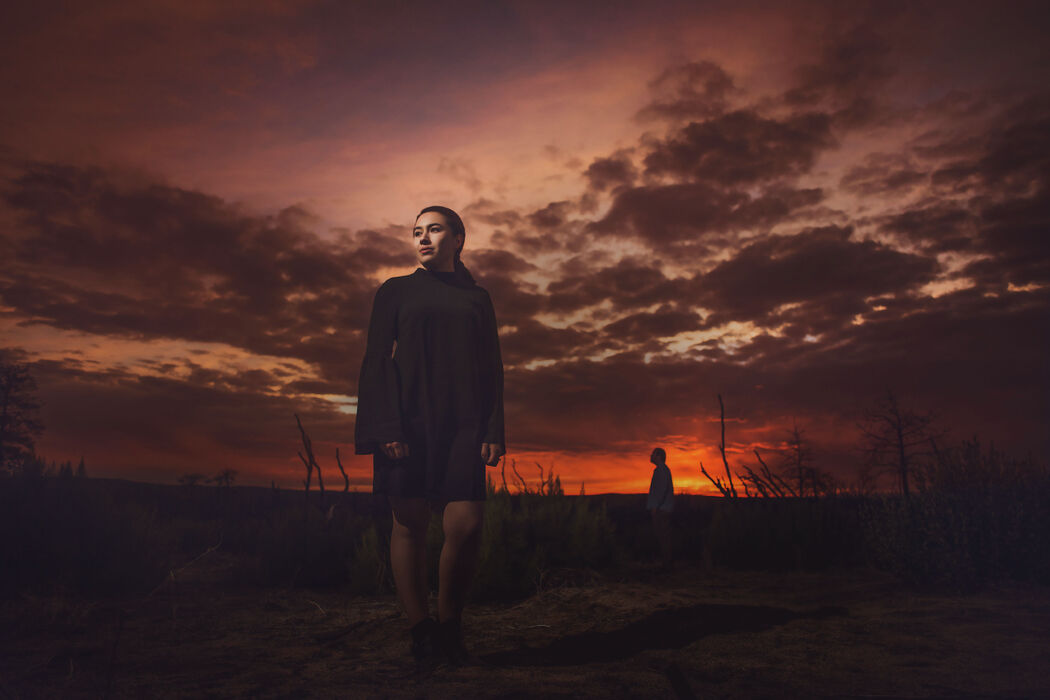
xmin=0 ymin=477 xmax=169 ymax=597
xmin=473 ymin=485 xmax=621 ymax=601
xmin=347 ymin=524 xmax=389 ymax=596
xmin=705 ymin=496 xmax=865 ymax=571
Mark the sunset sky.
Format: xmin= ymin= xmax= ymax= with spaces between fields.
xmin=2 ymin=0 xmax=1048 ymax=494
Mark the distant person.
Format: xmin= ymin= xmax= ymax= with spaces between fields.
xmin=354 ymin=205 xmax=506 ymax=671
xmin=647 ymin=447 xmax=674 ymax=570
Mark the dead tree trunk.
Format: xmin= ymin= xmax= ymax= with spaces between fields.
xmin=857 ymin=389 xmax=938 ymax=500
xmin=700 ymin=394 xmax=739 ymax=497
xmin=295 ymin=413 xmax=325 ymax=509
xmin=335 ymin=447 xmax=350 ymax=492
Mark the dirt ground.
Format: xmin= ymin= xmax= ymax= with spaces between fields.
xmin=3 ymin=554 xmax=1049 ymax=699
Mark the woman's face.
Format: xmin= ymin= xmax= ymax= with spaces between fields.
xmin=413 ymin=211 xmax=462 ymax=271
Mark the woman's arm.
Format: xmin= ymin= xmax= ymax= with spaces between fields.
xmin=659 ymin=469 xmax=673 ymax=509
xmin=354 ymin=280 xmax=406 ymax=455
xmin=480 ymin=290 xmax=505 ymax=465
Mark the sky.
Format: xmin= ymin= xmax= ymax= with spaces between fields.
xmin=1 ymin=0 xmax=1048 ymax=494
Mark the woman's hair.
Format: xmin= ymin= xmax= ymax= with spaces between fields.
xmin=417 ymin=205 xmax=476 ymax=285
xmin=652 ymin=447 xmax=666 ymax=461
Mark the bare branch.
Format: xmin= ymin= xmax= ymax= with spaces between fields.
xmin=716 ymin=394 xmax=738 ymax=498
xmin=699 ymin=461 xmax=731 ymax=497
xmin=335 ymin=447 xmax=350 ymax=492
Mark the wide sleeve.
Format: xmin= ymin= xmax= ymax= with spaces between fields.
xmin=480 ymin=289 xmax=505 ymax=445
xmin=354 ymin=280 xmax=406 ymax=454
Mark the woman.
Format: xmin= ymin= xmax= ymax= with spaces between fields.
xmin=354 ymin=205 xmax=506 ymax=669
xmin=646 ymin=447 xmax=674 ymax=570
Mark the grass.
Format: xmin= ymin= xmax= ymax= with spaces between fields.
xmin=2 ymin=438 xmax=1048 ymax=603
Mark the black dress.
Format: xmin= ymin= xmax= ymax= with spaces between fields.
xmin=354 ymin=267 xmax=505 ymax=502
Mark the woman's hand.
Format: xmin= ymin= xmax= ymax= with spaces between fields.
xmin=381 ymin=441 xmax=410 ymax=460
xmin=480 ymin=442 xmax=505 ymax=466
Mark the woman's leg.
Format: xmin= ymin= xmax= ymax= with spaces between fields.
xmin=652 ymin=508 xmax=673 ymax=566
xmin=389 ymin=496 xmax=432 ymax=625
xmin=437 ymin=499 xmax=484 ymax=623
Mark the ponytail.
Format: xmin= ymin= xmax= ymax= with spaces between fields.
xmin=454 ymin=252 xmax=477 ymax=285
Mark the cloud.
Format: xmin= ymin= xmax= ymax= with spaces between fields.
xmin=0 ymin=158 xmax=413 ymax=390
xmin=692 ymin=225 xmax=939 ymax=328
xmin=583 ymin=150 xmax=638 ymax=193
xmin=503 ymin=284 xmax=1050 ymax=465
xmin=783 ymin=23 xmax=896 ymax=128
xmin=967 ymin=188 xmax=1050 ymax=287
xmin=465 ymin=249 xmax=546 ymax=327
xmin=544 ymin=256 xmax=687 ymax=315
xmin=892 ymin=94 xmax=1050 ymax=285
xmin=6 ymin=9 xmax=1050 ymax=488
xmin=839 ymin=152 xmax=926 ymax=197
xmin=599 ymin=306 xmax=704 ymax=346
xmin=588 ymin=182 xmax=824 ymax=252
xmin=22 ymin=354 xmax=358 ymax=485
xmin=635 ymin=60 xmax=736 ymax=122
xmin=437 ymin=157 xmax=483 ymax=193
xmin=642 ymin=110 xmax=835 ymax=186
xmin=875 ymin=204 xmax=977 ymax=254
xmin=527 ymin=200 xmax=575 ymax=230
xmin=499 ymin=318 xmax=598 ymax=367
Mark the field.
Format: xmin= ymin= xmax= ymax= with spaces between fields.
xmin=2 ymin=475 xmax=1049 ymax=698
xmin=5 ymin=559 xmax=1049 ymax=698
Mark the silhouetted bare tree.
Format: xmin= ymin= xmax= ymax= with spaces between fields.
xmin=857 ymin=389 xmax=942 ymax=499
xmin=739 ymin=448 xmax=796 ymax=498
xmin=0 ymin=355 xmax=45 ymax=475
xmin=780 ymin=421 xmax=812 ymax=496
xmin=772 ymin=422 xmax=837 ymax=497
xmin=700 ymin=394 xmax=739 ymax=497
xmin=294 ymin=413 xmax=325 ymax=507
xmin=212 ymin=469 xmax=237 ymax=488
xmin=335 ymin=447 xmax=350 ymax=492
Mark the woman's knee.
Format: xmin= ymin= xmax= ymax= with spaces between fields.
xmin=390 ymin=497 xmax=430 ymax=538
xmin=442 ymin=500 xmax=484 ymax=542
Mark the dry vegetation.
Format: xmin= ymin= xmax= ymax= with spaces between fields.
xmin=2 ymin=439 xmax=1049 ymax=698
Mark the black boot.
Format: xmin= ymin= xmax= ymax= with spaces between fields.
xmin=437 ymin=618 xmax=483 ymax=667
xmin=409 ymin=616 xmax=439 ymax=669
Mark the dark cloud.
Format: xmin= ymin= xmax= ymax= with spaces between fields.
xmin=588 ymin=182 xmax=823 ymax=252
xmin=642 ymin=110 xmax=835 ymax=186
xmin=464 ymin=201 xmax=524 ymax=229
xmin=499 ymin=318 xmax=598 ymax=367
xmin=599 ymin=306 xmax=704 ymax=346
xmin=967 ymin=187 xmax=1050 ymax=287
xmin=466 ymin=249 xmax=546 ymax=327
xmin=0 ymin=159 xmax=415 ymax=391
xmin=545 ymin=256 xmax=687 ymax=315
xmin=583 ymin=151 xmax=638 ymax=193
xmin=22 ymin=354 xmax=363 ymax=486
xmin=692 ymin=225 xmax=939 ymax=327
xmin=489 ymin=227 xmax=571 ymax=257
xmin=925 ymin=96 xmax=1050 ymax=195
xmin=783 ymin=23 xmax=896 ymax=128
xmin=635 ymin=60 xmax=735 ymax=122
xmin=7 ymin=8 xmax=1050 ymax=488
xmin=897 ymin=94 xmax=1050 ymax=285
xmin=839 ymin=153 xmax=926 ymax=197
xmin=875 ymin=204 xmax=977 ymax=254
xmin=505 ymin=283 xmax=1050 ymax=468
xmin=527 ymin=200 xmax=574 ymax=229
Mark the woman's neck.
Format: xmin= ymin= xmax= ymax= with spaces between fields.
xmin=420 ymin=262 xmax=455 ymax=273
